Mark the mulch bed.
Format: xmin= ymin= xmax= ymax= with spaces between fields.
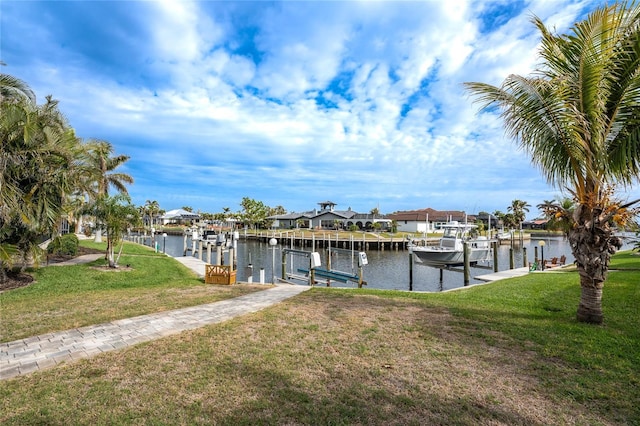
xmin=0 ymin=270 xmax=35 ymax=292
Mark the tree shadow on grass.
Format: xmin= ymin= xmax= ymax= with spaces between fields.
xmin=214 ymin=363 xmax=547 ymax=426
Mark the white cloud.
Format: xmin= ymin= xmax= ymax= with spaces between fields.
xmin=2 ymin=0 xmax=617 ymax=215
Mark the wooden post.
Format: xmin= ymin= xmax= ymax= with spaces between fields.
xmin=409 ymin=251 xmax=413 ymax=291
xmin=215 ymin=246 xmax=222 ymax=265
xmin=463 ymin=242 xmax=470 ymax=286
xmin=310 ymin=261 xmax=315 ymax=287
xmin=326 ymin=242 xmax=331 ymax=287
xmin=492 ymin=241 xmax=499 ymax=272
xmin=198 ymin=240 xmax=204 ymax=261
xmin=207 ymin=243 xmax=212 ymax=264
xmin=229 ymin=247 xmax=235 ymax=271
xmin=281 ymin=250 xmax=286 ymax=282
xmin=509 ymin=248 xmax=514 ymax=269
xmin=522 ymin=247 xmax=528 ymax=268
xmin=183 ymin=234 xmax=188 ymax=256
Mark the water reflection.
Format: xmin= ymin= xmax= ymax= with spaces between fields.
xmin=138 ymin=234 xmax=635 ymax=292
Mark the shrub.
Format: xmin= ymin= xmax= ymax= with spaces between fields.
xmin=47 ymin=234 xmax=79 ymax=256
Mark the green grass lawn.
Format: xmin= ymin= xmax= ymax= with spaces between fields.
xmin=1 ymin=247 xmax=638 ymax=424
xmin=0 ymin=241 xmax=266 ymax=342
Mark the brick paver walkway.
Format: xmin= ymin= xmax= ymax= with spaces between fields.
xmin=1 ymin=255 xmax=309 ymax=380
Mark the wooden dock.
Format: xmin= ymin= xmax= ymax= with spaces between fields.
xmin=239 ymin=232 xmax=437 ymax=252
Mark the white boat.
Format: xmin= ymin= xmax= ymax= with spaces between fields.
xmin=410 ymin=222 xmax=492 ymax=267
xmin=497 ymin=228 xmax=513 ymax=241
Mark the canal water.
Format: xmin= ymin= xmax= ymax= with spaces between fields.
xmin=146 ymin=234 xmax=635 ymax=292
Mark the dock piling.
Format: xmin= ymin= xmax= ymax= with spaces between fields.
xmin=509 ymin=248 xmax=514 ymax=270
xmin=463 ymin=242 xmax=470 ymax=286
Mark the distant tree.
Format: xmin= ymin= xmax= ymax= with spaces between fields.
xmin=181 ymin=206 xmax=193 ymax=213
xmin=370 ymin=207 xmax=380 ymax=216
xmin=536 ymin=200 xmax=558 ymax=219
xmin=507 ymin=199 xmax=530 ymax=229
xmin=502 ymin=213 xmax=518 ymax=229
xmin=144 ymin=200 xmax=161 ymax=228
xmin=198 ymin=211 xmax=214 ymax=221
xmin=542 ymin=197 xmax=577 ymax=237
xmin=270 ymin=205 xmax=286 ymax=216
xmin=240 ymin=197 xmax=269 ymax=229
xmin=493 ymin=211 xmax=506 ymax=228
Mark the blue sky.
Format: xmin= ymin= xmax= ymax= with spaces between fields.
xmin=3 ymin=0 xmax=628 ymax=218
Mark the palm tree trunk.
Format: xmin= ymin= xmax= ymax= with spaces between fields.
xmin=576 ymin=273 xmax=604 ymax=323
xmin=569 ymin=206 xmax=622 ymax=325
xmin=107 ymin=237 xmax=116 ymax=268
xmin=94 ymin=228 xmax=103 ymax=243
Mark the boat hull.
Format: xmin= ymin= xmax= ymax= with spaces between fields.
xmin=411 ymin=247 xmax=491 ymax=267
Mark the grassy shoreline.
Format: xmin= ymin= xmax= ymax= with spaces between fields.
xmin=1 ymin=244 xmax=638 ymax=424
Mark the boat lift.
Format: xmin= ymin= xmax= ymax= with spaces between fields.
xmin=281 ymin=247 xmax=369 ymax=288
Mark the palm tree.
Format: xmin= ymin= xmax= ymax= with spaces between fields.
xmin=83 ymin=140 xmax=133 ymax=242
xmin=0 ymin=90 xmax=82 ymax=276
xmin=84 ymin=194 xmax=140 ymax=267
xmin=542 ymin=197 xmax=577 ymax=237
xmin=466 ymin=3 xmax=640 ymax=324
xmin=492 ymin=210 xmax=506 ymax=229
xmin=84 ymin=139 xmax=133 ymax=197
xmin=144 ymin=200 xmax=161 ymax=228
xmin=0 ymin=70 xmax=35 ymax=103
xmin=507 ymin=199 xmax=530 ymax=230
xmin=536 ymin=200 xmax=558 ymax=219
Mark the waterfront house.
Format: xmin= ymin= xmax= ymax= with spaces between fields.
xmin=268 ymin=201 xmax=390 ymax=231
xmin=386 ymin=208 xmax=474 ymax=233
xmin=523 ymin=219 xmax=549 ymax=230
xmin=161 ymin=209 xmax=201 ymax=225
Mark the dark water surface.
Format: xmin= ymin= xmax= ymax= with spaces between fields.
xmin=141 ymin=234 xmax=634 ymax=292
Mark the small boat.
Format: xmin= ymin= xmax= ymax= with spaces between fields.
xmin=497 ymin=228 xmax=513 ymax=241
xmin=410 ymin=221 xmax=491 ymax=267
xmin=200 ymin=229 xmax=228 ymax=245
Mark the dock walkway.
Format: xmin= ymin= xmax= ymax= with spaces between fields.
xmin=475 ymin=267 xmax=530 ymax=282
